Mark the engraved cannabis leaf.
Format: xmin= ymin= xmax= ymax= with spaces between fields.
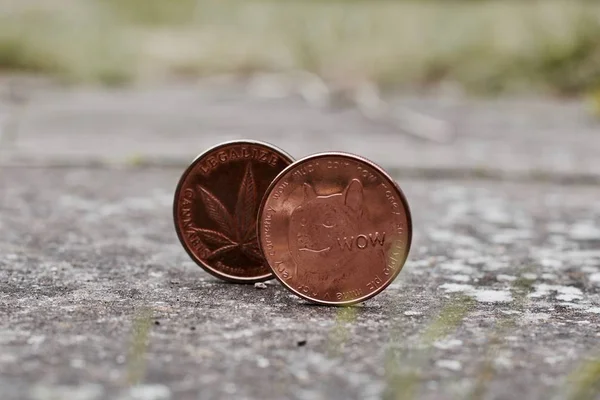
xmin=194 ymin=163 xmax=263 ymax=263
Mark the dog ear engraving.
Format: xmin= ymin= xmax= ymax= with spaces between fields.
xmin=343 ymin=179 xmax=363 ymax=212
xmin=303 ymin=183 xmax=317 ymax=201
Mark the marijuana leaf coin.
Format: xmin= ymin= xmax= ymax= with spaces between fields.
xmin=173 ymin=140 xmax=293 ymax=282
xmin=195 ymin=163 xmax=261 ymax=262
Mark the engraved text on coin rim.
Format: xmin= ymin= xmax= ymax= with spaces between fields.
xmin=199 ymin=146 xmax=280 ymax=176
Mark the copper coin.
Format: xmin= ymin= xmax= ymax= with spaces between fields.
xmin=173 ymin=140 xmax=293 ymax=283
xmin=258 ymin=152 xmax=412 ymax=305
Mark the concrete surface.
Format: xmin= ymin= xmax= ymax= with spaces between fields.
xmin=1 ymin=78 xmax=599 ymax=182
xmin=0 ymin=80 xmax=599 ymax=400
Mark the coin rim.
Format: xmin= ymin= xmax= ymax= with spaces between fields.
xmin=173 ymin=139 xmax=295 ymax=283
xmin=257 ymin=151 xmax=413 ymax=304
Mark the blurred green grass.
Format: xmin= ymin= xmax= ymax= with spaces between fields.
xmin=1 ymin=0 xmax=600 ymax=95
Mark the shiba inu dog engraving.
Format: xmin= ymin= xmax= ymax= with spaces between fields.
xmin=174 ymin=140 xmax=293 ymax=283
xmin=258 ymin=153 xmax=412 ymax=305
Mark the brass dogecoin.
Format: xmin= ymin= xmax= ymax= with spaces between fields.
xmin=257 ymin=152 xmax=412 ymax=305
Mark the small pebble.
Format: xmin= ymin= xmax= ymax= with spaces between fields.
xmin=254 ymin=282 xmax=267 ymax=289
xmin=297 ymin=340 xmax=307 ymax=347
xmin=154 ymin=321 xmax=160 ymax=326
xmin=436 ymin=359 xmax=462 ymax=371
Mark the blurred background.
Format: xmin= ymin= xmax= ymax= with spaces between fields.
xmin=1 ymin=0 xmax=599 ymax=96
xmin=1 ymin=0 xmax=599 ymax=173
